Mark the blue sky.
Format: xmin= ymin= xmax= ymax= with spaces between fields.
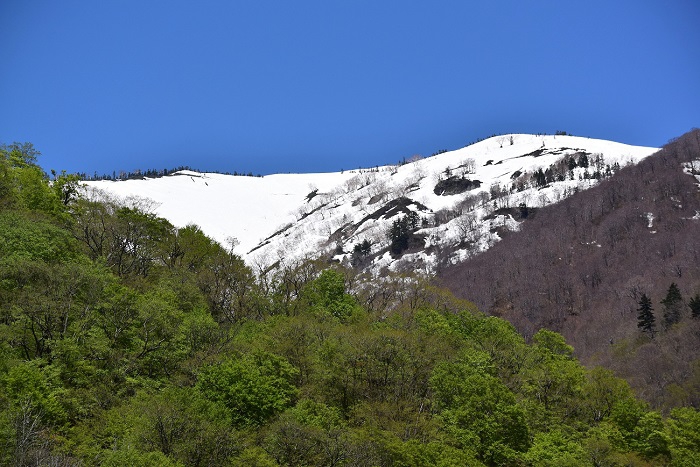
xmin=1 ymin=1 xmax=698 ymax=176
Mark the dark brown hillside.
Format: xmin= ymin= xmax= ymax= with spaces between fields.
xmin=440 ymin=129 xmax=700 ymax=409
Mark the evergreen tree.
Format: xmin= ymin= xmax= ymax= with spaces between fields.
xmin=534 ymin=169 xmax=546 ymax=187
xmin=351 ymin=240 xmax=372 ymax=267
xmin=689 ymin=294 xmax=700 ymax=319
xmin=388 ymin=216 xmax=411 ymax=255
xmin=360 ymin=239 xmax=371 ymax=255
xmin=578 ymin=154 xmax=589 ymax=168
xmin=661 ymin=282 xmax=683 ymax=328
xmin=637 ymin=294 xmax=655 ymax=337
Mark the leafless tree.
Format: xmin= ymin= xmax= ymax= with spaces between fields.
xmin=454 ymin=212 xmax=478 ymax=239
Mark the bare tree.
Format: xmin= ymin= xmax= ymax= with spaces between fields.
xmin=455 ymin=212 xmax=478 ymax=238
xmin=459 ymin=158 xmax=476 ymax=175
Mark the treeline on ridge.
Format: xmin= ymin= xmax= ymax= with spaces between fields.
xmin=77 ymin=165 xmax=262 ymax=182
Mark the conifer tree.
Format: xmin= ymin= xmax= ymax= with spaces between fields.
xmin=689 ymin=293 xmax=700 ymax=319
xmin=637 ymin=294 xmax=655 ymax=337
xmin=661 ymin=282 xmax=683 ymax=328
xmin=388 ymin=216 xmax=411 ymax=255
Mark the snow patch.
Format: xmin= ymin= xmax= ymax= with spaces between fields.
xmin=82 ymin=134 xmax=658 ymax=273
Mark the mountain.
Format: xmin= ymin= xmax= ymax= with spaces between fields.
xmin=83 ymin=134 xmax=657 ymax=273
xmin=440 ymin=129 xmax=700 ymax=409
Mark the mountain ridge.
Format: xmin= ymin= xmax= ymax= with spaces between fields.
xmin=83 ymin=133 xmax=658 ymax=274
xmin=440 ymin=129 xmax=700 ymax=408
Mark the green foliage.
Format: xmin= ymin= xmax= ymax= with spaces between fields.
xmin=0 ymin=258 xmax=112 ymax=360
xmin=101 ymin=447 xmax=183 ymax=467
xmin=0 ymin=143 xmax=696 ymax=465
xmin=0 ymin=142 xmax=40 ymax=168
xmin=95 ymin=387 xmax=238 ymax=465
xmin=630 ymin=411 xmax=669 ymax=460
xmin=449 ymin=313 xmax=528 ymax=384
xmin=68 ymin=196 xmax=177 ymax=277
xmin=0 ymin=142 xmax=81 ymax=217
xmin=300 ymin=268 xmax=361 ymax=322
xmin=265 ymin=400 xmax=347 ymax=466
xmin=14 ymin=164 xmax=59 ymax=213
xmin=112 ymin=206 xmax=175 ymax=276
xmin=196 ymin=352 xmax=299 ymax=427
xmin=666 ymin=407 xmax=700 ymax=466
xmin=521 ymin=329 xmax=586 ymax=431
xmin=0 ymin=153 xmax=18 ymax=208
xmin=523 ymin=430 xmax=588 ymax=466
xmin=230 ymin=447 xmax=279 ymax=467
xmin=0 ymin=212 xmax=80 ymax=263
xmin=50 ymin=170 xmax=82 ymax=206
xmin=532 ymin=328 xmax=575 ymax=358
xmin=581 ymin=367 xmax=637 ymax=425
xmin=170 ymin=223 xmax=222 ymax=271
xmin=195 ymin=241 xmax=261 ymax=323
xmin=430 ymin=349 xmax=530 ymax=464
xmin=1 ymin=360 xmax=67 ymax=426
xmin=382 ymin=435 xmax=483 ymax=466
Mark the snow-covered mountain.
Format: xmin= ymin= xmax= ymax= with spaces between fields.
xmin=83 ymin=134 xmax=658 ymax=273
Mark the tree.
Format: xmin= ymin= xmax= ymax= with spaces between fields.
xmin=0 ymin=142 xmax=41 ymax=168
xmin=351 ymin=240 xmax=372 ymax=267
xmin=68 ymin=196 xmax=176 ymax=277
xmin=521 ymin=330 xmax=586 ymax=430
xmin=196 ymin=243 xmax=260 ymax=324
xmin=196 ymin=352 xmax=299 ymax=427
xmin=523 ymin=430 xmax=588 ymax=466
xmin=50 ymin=170 xmax=82 ymax=206
xmin=430 ymin=349 xmax=530 ymax=464
xmin=518 ymin=203 xmax=529 ymax=219
xmin=0 ymin=151 xmax=19 ymax=208
xmin=578 ymin=153 xmax=589 ymax=168
xmin=388 ymin=216 xmax=411 ymax=255
xmin=666 ymin=407 xmax=700 ymax=465
xmin=689 ymin=294 xmax=700 ymax=319
xmin=300 ymin=269 xmax=360 ymax=322
xmin=265 ymin=400 xmax=347 ymax=466
xmin=99 ymin=387 xmax=238 ymax=465
xmin=14 ymin=162 xmax=59 ymax=213
xmin=661 ymin=282 xmax=683 ymax=328
xmin=637 ymin=294 xmax=656 ymax=337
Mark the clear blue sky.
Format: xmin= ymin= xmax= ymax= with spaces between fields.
xmin=1 ymin=1 xmax=698 ymax=176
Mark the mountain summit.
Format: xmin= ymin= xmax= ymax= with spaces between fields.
xmin=84 ymin=134 xmax=657 ymax=272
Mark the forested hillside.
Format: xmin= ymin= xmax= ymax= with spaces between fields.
xmin=441 ymin=129 xmax=700 ymax=411
xmin=1 ymin=141 xmax=699 ymax=465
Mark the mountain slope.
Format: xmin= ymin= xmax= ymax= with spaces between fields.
xmin=439 ymin=129 xmax=700 ymax=408
xmin=84 ymin=134 xmax=657 ymax=272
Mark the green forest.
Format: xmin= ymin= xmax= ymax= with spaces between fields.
xmin=1 ymin=143 xmax=699 ymax=466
